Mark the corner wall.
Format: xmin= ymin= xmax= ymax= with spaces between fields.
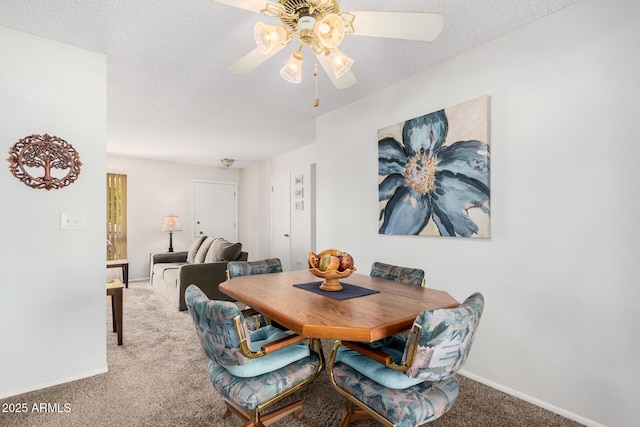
xmin=0 ymin=26 xmax=107 ymax=397
xmin=238 ymin=143 xmax=316 ymax=267
xmin=315 ymin=1 xmax=639 ymax=426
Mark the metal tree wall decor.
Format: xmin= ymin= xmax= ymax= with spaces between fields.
xmin=7 ymin=134 xmax=82 ymax=190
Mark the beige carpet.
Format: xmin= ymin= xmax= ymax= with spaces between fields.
xmin=0 ymin=281 xmax=583 ymax=427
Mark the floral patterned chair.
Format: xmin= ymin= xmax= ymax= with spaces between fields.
xmin=370 ymin=261 xmax=426 ymax=287
xmin=185 ymin=285 xmax=324 ymax=427
xmin=227 ymin=258 xmax=283 ymax=279
xmin=370 ymin=262 xmax=426 ymax=345
xmin=226 ymin=258 xmax=284 ymax=330
xmin=328 ymin=293 xmax=484 ymax=427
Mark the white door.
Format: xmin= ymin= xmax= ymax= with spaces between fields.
xmin=271 ymin=172 xmax=291 ymax=270
xmin=193 ymin=181 xmax=237 ymax=242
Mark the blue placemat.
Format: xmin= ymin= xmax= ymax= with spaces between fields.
xmin=293 ymin=281 xmax=380 ymax=300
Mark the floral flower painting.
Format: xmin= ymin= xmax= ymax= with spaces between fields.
xmin=378 ymin=96 xmax=490 ymax=238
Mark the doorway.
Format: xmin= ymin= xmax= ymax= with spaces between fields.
xmin=271 ymin=172 xmax=291 ymax=270
xmin=193 ymin=180 xmax=237 ymax=242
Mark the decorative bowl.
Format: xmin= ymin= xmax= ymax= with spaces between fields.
xmin=308 ymin=267 xmax=357 ymax=291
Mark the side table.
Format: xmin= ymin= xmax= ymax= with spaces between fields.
xmin=106 ymin=279 xmax=124 ymax=345
xmin=107 ymin=259 xmax=129 ymax=288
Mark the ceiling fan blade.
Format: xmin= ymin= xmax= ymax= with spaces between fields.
xmin=210 ymin=0 xmax=266 ymax=13
xmin=350 ymin=11 xmax=444 ymax=41
xmin=315 ymin=53 xmax=357 ymax=90
xmin=228 ymin=45 xmax=285 ymax=75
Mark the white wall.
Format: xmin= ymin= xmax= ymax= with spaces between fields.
xmin=238 ymin=143 xmax=316 ymax=267
xmin=315 ymin=0 xmax=639 ymax=426
xmin=0 ymin=27 xmax=107 ymax=398
xmin=107 ymin=155 xmax=238 ymax=279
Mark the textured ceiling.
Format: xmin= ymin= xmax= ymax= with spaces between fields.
xmin=0 ymin=0 xmax=579 ymax=168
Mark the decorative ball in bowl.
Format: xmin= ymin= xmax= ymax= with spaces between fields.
xmin=309 ymin=267 xmax=356 ymax=291
xmin=308 ymin=249 xmax=357 ymax=292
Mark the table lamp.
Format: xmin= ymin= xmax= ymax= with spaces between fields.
xmin=161 ymin=215 xmax=181 ymax=252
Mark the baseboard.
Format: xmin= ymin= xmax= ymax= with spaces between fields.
xmin=459 ymin=370 xmax=604 ymax=427
xmin=0 ymin=367 xmax=108 ymax=400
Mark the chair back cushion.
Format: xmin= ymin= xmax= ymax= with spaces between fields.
xmin=404 ymin=292 xmax=484 ymax=381
xmin=185 ymin=285 xmax=253 ymax=366
xmin=370 ymin=261 xmax=425 ymax=286
xmin=227 ymin=258 xmax=283 ymax=278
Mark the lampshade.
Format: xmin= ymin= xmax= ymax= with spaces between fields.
xmin=161 ymin=216 xmax=181 ymax=232
xmin=280 ymin=50 xmax=304 ymax=83
xmin=324 ymin=47 xmax=353 ymax=79
xmin=254 ymin=22 xmax=287 ymax=53
xmin=315 ymin=13 xmax=345 ymax=49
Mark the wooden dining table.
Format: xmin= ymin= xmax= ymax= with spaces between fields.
xmin=220 ymin=269 xmax=459 ymax=342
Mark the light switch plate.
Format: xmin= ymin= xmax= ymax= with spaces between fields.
xmin=60 ymin=212 xmax=84 ymax=230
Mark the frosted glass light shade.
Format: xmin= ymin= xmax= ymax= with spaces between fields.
xmin=280 ymin=50 xmax=304 ymax=83
xmin=254 ymin=22 xmax=287 ymax=53
xmin=325 ymin=47 xmax=353 ymax=79
xmin=315 ymin=13 xmax=345 ymax=49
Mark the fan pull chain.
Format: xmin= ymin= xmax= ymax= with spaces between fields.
xmin=313 ymin=61 xmax=319 ymax=107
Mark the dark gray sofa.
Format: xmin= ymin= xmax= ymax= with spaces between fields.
xmin=150 ymin=236 xmax=247 ymax=310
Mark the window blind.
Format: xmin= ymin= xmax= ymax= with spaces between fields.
xmin=107 ymin=173 xmax=127 ymax=261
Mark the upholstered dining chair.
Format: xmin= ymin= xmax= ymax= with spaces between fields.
xmin=226 ymin=258 xmax=284 ymax=330
xmin=328 ymin=292 xmax=484 ymax=427
xmin=370 ymin=261 xmax=426 ymax=345
xmin=370 ymin=261 xmax=426 ymax=287
xmin=227 ymin=257 xmax=283 ymax=279
xmin=185 ymin=285 xmax=324 ymax=427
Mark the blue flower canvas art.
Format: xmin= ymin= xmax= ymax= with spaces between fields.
xmin=378 ymin=96 xmax=490 ymax=238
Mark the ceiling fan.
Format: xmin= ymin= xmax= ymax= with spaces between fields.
xmin=216 ymin=0 xmax=443 ymax=90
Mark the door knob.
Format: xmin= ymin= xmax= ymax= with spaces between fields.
xmin=199 ymin=231 xmax=203 ymax=235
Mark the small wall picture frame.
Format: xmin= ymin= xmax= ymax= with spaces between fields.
xmin=294 ymin=175 xmax=303 ymax=185
xmin=295 ymin=200 xmax=304 ymax=211
xmin=295 ymin=187 xmax=304 ymax=199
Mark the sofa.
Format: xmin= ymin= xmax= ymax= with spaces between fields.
xmin=150 ymin=236 xmax=248 ymax=311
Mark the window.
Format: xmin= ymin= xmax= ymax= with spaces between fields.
xmin=107 ymin=173 xmax=127 ymax=260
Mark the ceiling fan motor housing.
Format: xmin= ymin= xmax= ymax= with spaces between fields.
xmin=276 ymin=0 xmax=340 ymax=35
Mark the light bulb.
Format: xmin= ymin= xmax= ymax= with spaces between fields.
xmin=315 ymin=13 xmax=345 ymax=49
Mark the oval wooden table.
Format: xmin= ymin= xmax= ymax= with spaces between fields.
xmin=220 ymin=270 xmax=459 ymax=342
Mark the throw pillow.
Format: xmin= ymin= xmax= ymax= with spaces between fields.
xmin=186 ymin=236 xmax=207 ymax=264
xmin=204 ymin=237 xmax=242 ymax=263
xmin=193 ymin=236 xmax=215 ymax=264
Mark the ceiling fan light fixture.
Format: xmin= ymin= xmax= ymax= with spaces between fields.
xmin=324 ymin=47 xmax=353 ymax=79
xmin=254 ymin=22 xmax=287 ymax=53
xmin=280 ymin=49 xmax=304 ymax=83
xmin=315 ymin=13 xmax=345 ymax=49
